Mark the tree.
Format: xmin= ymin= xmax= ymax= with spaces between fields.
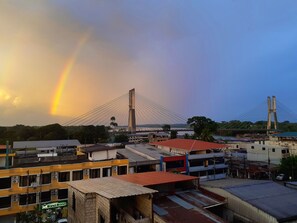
xmin=114 ymin=133 xmax=129 ymax=143
xmin=187 ymin=116 xmax=217 ymax=141
xmin=110 ymin=116 xmax=118 ymax=129
xmin=170 ymin=130 xmax=178 ymax=139
xmin=279 ymin=155 xmax=297 ymax=180
xmin=162 ymin=124 xmax=171 ymax=132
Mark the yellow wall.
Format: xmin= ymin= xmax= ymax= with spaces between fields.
xmin=0 ymin=159 xmax=128 ymax=217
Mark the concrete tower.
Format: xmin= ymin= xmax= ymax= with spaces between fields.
xmin=267 ymin=96 xmax=278 ymax=130
xmin=128 ymin=88 xmax=136 ymax=133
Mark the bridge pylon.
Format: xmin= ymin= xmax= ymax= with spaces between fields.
xmin=128 ymin=88 xmax=136 ymax=133
xmin=267 ymin=96 xmax=278 ymax=131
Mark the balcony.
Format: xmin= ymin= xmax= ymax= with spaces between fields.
xmin=188 ymin=152 xmax=225 ymax=160
xmin=189 ymin=163 xmax=228 ymax=172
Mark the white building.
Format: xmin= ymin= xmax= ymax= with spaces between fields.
xmin=230 ymin=142 xmax=289 ymax=165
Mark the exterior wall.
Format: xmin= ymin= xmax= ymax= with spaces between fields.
xmin=135 ymin=194 xmax=153 ymax=221
xmin=202 ymin=187 xmax=278 ymax=223
xmin=89 ymin=150 xmax=117 ymax=161
xmin=96 ymin=194 xmax=110 ymax=223
xmin=267 ymin=138 xmax=297 ymax=155
xmin=68 ymin=188 xmax=96 ymax=223
xmin=0 ymin=159 xmax=128 ymax=217
xmin=233 ymin=143 xmax=289 ymax=164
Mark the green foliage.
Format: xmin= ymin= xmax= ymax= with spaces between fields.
xmin=114 ymin=133 xmax=129 ymax=143
xmin=279 ymin=155 xmax=297 ymax=180
xmin=187 ymin=116 xmax=217 ymax=141
xmin=162 ymin=124 xmax=171 ymax=132
xmin=170 ymin=130 xmax=178 ymax=139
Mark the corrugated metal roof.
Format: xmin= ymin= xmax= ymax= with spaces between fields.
xmin=154 ymin=195 xmax=225 ymax=223
xmin=151 ymin=139 xmax=227 ymax=152
xmin=68 ymin=177 xmax=156 ymax=199
xmin=117 ymin=148 xmax=153 ymax=162
xmin=223 ymin=181 xmax=297 ymax=221
xmin=13 ymin=140 xmax=81 ymax=149
xmin=125 ymin=144 xmax=173 ymax=159
xmin=114 ymin=171 xmax=197 ymax=186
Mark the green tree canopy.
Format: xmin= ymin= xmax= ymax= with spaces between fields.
xmin=187 ymin=116 xmax=217 ymax=141
xmin=162 ymin=124 xmax=171 ymax=132
xmin=279 ymin=155 xmax=297 ymax=180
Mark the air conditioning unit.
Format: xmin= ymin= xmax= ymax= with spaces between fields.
xmin=51 ymin=189 xmax=58 ymax=196
xmin=52 ymin=172 xmax=58 ymax=180
xmin=11 ymin=176 xmax=19 ymax=184
xmin=30 ymin=182 xmax=38 ymax=188
xmin=83 ymin=169 xmax=89 ymax=176
xmin=11 ymin=194 xmax=19 ymax=202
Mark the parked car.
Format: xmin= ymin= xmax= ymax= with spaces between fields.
xmin=57 ymin=219 xmax=67 ymax=223
xmin=276 ymin=173 xmax=286 ymax=181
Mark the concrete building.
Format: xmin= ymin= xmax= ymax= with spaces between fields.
xmin=68 ymin=177 xmax=156 ymax=223
xmin=230 ymin=142 xmax=290 ymax=165
xmin=201 ymin=178 xmax=297 ymax=223
xmin=0 ymin=140 xmax=128 ymax=223
xmin=116 ymin=172 xmax=227 ymax=223
xmin=118 ymin=144 xmax=187 ymax=174
xmin=151 ymin=139 xmax=228 ymax=181
xmin=268 ymin=132 xmax=297 ymax=154
xmin=68 ymin=171 xmax=227 ymax=223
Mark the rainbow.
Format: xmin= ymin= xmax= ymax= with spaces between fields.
xmin=50 ymin=31 xmax=91 ymax=115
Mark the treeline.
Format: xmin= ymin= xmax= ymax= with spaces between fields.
xmin=0 ymin=124 xmax=109 ymax=145
xmin=218 ymin=120 xmax=297 ymax=132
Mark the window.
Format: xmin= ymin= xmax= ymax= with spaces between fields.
xmin=41 ymin=173 xmax=51 ymax=185
xmin=272 ymin=148 xmax=275 ymax=152
xmin=251 ymin=146 xmax=254 ymax=149
xmin=90 ymin=169 xmax=100 ymax=179
xmin=58 ymin=172 xmax=70 ymax=182
xmin=72 ymin=192 xmax=76 ymax=212
xmin=19 ymin=193 xmax=36 ymax=205
xmin=102 ymin=167 xmax=111 ymax=177
xmin=189 ymin=159 xmax=204 ymax=167
xmin=58 ymin=189 xmax=68 ymax=200
xmin=282 ymin=150 xmax=286 ymax=154
xmin=0 ymin=177 xmax=11 ymax=189
xmin=72 ymin=170 xmax=83 ymax=181
xmin=118 ymin=166 xmax=127 ymax=175
xmin=0 ymin=196 xmax=11 ymax=209
xmin=262 ymin=147 xmax=266 ymax=151
xmin=236 ymin=145 xmax=239 ymax=148
xmin=41 ymin=191 xmax=51 ymax=203
xmin=20 ymin=175 xmax=37 ymax=187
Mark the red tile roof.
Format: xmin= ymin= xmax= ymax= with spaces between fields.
xmin=114 ymin=171 xmax=198 ymax=186
xmin=150 ymin=139 xmax=227 ymax=152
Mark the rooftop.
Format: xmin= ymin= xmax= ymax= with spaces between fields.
xmin=81 ymin=144 xmax=116 ymax=153
xmin=202 ymin=178 xmax=297 ymax=222
xmin=114 ymin=171 xmax=198 ymax=186
xmin=273 ymin=132 xmax=297 ymax=138
xmin=125 ymin=143 xmax=174 ymax=160
xmin=151 ymin=139 xmax=227 ymax=152
xmin=68 ymin=177 xmax=157 ymax=199
xmin=117 ymin=148 xmax=159 ymax=166
xmin=13 ymin=140 xmax=81 ymax=149
xmin=154 ymin=193 xmax=225 ymax=223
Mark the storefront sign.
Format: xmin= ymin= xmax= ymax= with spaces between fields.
xmin=41 ymin=201 xmax=68 ymax=210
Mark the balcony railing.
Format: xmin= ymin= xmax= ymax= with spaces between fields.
xmin=188 ymin=152 xmax=225 ymax=160
xmin=189 ymin=163 xmax=228 ymax=172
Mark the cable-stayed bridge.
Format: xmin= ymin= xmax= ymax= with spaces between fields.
xmin=64 ymin=90 xmax=297 ymax=134
xmin=64 ymin=89 xmax=188 ymax=132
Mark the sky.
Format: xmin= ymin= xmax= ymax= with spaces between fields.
xmin=1 ymin=1 xmax=297 ymax=126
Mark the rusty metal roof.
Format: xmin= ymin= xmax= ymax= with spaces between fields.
xmin=114 ymin=171 xmax=198 ymax=186
xmin=68 ymin=177 xmax=157 ymax=199
xmin=154 ymin=195 xmax=225 ymax=223
xmin=151 ymin=139 xmax=227 ymax=152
